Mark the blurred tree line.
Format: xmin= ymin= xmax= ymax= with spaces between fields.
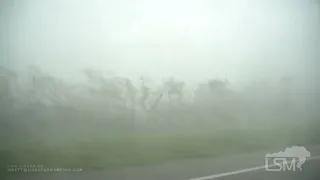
xmin=0 ymin=65 xmax=314 ymax=135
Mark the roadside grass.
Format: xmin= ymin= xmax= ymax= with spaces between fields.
xmin=1 ymin=107 xmax=319 ymax=171
xmin=1 ymin=128 xmax=306 ymax=170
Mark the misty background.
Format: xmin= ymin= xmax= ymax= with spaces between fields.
xmin=1 ymin=0 xmax=319 ymax=85
xmin=1 ymin=0 xmax=320 ymax=172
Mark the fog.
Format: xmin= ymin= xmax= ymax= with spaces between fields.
xmin=1 ymin=0 xmax=319 ymax=86
xmin=1 ymin=0 xmax=320 ymax=176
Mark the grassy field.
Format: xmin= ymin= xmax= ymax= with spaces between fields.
xmin=1 ymin=126 xmax=318 ymax=171
xmin=1 ymin=105 xmax=319 ymax=171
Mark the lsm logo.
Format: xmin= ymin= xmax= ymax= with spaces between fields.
xmin=265 ymin=146 xmax=311 ymax=171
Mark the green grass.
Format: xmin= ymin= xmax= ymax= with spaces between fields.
xmin=1 ymin=107 xmax=319 ymax=171
xmin=2 ymin=129 xmax=309 ymax=170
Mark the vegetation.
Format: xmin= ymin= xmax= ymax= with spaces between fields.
xmin=1 ymin=66 xmax=319 ymax=170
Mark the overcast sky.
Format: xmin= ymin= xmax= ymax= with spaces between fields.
xmin=1 ymin=0 xmax=319 ymax=87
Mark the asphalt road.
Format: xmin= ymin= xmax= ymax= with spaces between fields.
xmin=212 ymin=159 xmax=320 ymax=180
xmin=4 ymin=144 xmax=320 ymax=180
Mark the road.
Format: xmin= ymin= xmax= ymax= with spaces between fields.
xmin=205 ymin=159 xmax=320 ymax=180
xmin=5 ymin=144 xmax=320 ymax=180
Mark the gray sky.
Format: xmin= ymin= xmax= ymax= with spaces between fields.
xmin=1 ymin=0 xmax=319 ymax=87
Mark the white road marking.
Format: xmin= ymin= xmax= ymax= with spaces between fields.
xmin=189 ymin=156 xmax=320 ymax=180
